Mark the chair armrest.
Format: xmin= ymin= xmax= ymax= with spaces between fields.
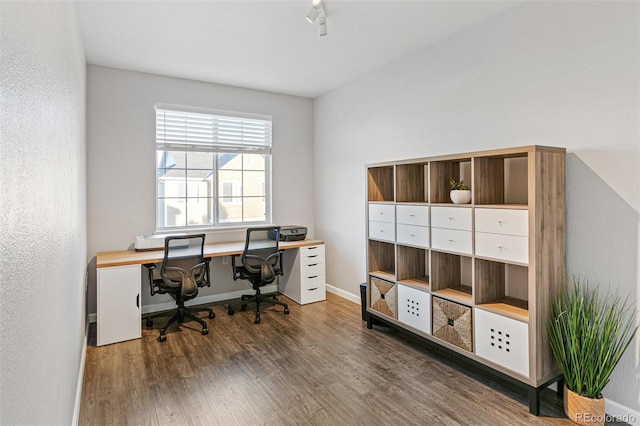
xmin=143 ymin=263 xmax=158 ymax=295
xmin=231 ymin=254 xmax=242 ymax=281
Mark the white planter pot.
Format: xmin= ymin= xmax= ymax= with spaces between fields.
xmin=450 ymin=190 xmax=471 ymax=204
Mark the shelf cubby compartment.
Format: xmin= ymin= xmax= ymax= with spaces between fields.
xmin=430 ymin=251 xmax=472 ymax=305
xmin=473 ymin=154 xmax=528 ymax=206
xmin=396 ymin=162 xmax=428 ymax=203
xmin=397 ymin=245 xmax=430 ymax=291
xmin=368 ymin=240 xmax=395 ymax=281
xmin=429 ymin=158 xmax=472 ymax=204
xmin=474 ymin=258 xmax=529 ymax=323
xmin=367 ymin=166 xmax=394 ymax=202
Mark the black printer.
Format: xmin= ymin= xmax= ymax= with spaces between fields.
xmin=279 ymin=226 xmax=307 ymax=241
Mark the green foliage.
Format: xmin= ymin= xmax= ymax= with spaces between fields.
xmin=449 ymin=178 xmax=469 ymax=191
xmin=547 ymin=278 xmax=638 ymax=398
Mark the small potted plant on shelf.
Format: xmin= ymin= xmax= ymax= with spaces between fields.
xmin=547 ymin=277 xmax=638 ymax=426
xmin=449 ymin=178 xmax=471 ymax=204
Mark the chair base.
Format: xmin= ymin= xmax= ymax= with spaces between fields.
xmin=228 ymin=290 xmax=289 ymax=324
xmin=144 ymin=305 xmax=214 ymax=342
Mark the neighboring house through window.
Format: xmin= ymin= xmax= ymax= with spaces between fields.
xmin=156 ymin=105 xmax=272 ymax=229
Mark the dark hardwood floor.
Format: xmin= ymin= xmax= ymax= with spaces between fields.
xmin=80 ymin=292 xmax=573 ymax=425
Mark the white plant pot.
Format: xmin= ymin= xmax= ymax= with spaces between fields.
xmin=450 ymin=190 xmax=471 ymax=204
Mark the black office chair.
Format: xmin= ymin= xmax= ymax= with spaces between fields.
xmin=143 ymin=234 xmax=214 ymax=342
xmin=227 ymin=226 xmax=289 ymax=323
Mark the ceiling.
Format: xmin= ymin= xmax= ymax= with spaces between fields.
xmin=76 ymin=1 xmax=519 ymax=98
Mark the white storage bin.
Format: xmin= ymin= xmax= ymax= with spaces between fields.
xmin=475 ymin=308 xmax=529 ymax=377
xmin=397 ymin=284 xmax=431 ymax=334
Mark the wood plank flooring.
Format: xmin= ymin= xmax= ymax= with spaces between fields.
xmin=80 ymin=293 xmax=574 ymax=425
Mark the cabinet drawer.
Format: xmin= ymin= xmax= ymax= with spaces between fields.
xmin=476 ymin=209 xmax=528 ymax=237
xmin=301 ymin=244 xmax=325 ymax=259
xmin=397 ymin=284 xmax=431 ymax=334
xmin=475 ymin=232 xmax=528 ymax=264
xmin=301 ymin=250 xmax=325 ymax=265
xmin=301 ymin=261 xmax=325 ymax=279
xmin=431 ymin=206 xmax=472 ymax=231
xmin=474 ymin=308 xmax=529 ymax=377
xmin=431 ymin=228 xmax=472 ymax=255
xmin=396 ymin=204 xmax=429 ymax=226
xmin=300 ymin=285 xmax=326 ymax=304
xmin=301 ymin=274 xmax=325 ymax=290
xmin=368 ymin=203 xmax=395 ymax=223
xmin=396 ymin=224 xmax=429 ymax=248
xmin=368 ymin=220 xmax=395 ymax=242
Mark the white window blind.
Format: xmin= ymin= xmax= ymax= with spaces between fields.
xmin=156 ymin=105 xmax=272 ymax=153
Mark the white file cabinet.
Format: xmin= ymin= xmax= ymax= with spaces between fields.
xmin=280 ymin=244 xmax=326 ymax=305
xmin=97 ymin=264 xmax=142 ymax=346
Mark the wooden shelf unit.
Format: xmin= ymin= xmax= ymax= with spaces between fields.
xmin=364 ymin=145 xmax=566 ymax=415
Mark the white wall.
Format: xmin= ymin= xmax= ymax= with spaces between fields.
xmin=0 ymin=2 xmax=87 ymax=425
xmin=87 ymin=66 xmax=314 ymax=313
xmin=313 ymin=1 xmax=639 ymax=416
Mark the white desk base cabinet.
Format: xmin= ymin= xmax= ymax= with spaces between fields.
xmin=280 ymin=244 xmax=326 ymax=305
xmin=97 ymin=265 xmax=141 ymax=346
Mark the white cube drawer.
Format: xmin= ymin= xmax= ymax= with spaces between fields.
xmin=431 ymin=228 xmax=472 ymax=255
xmin=368 ymin=203 xmax=395 ymax=223
xmin=396 ymin=204 xmax=429 ymax=226
xmin=397 ymin=285 xmax=431 ymax=334
xmin=476 ymin=208 xmax=528 ymax=237
xmin=475 ymin=308 xmax=529 ymax=377
xmin=301 ymin=274 xmax=326 ymax=290
xmin=300 ymin=284 xmax=326 ymax=304
xmin=431 ymin=206 xmax=472 ymax=231
xmin=369 ymin=220 xmax=395 ymax=242
xmin=301 ymin=262 xmax=325 ymax=279
xmin=397 ymin=224 xmax=430 ymax=248
xmin=476 ymin=232 xmax=528 ymax=264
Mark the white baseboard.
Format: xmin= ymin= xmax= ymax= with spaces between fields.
xmin=606 ymin=398 xmax=640 ymax=426
xmin=326 ymin=284 xmax=360 ymax=305
xmin=88 ymin=284 xmax=278 ymax=323
xmin=73 ymin=323 xmax=88 ymax=426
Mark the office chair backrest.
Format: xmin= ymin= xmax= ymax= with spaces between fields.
xmin=242 ymin=226 xmax=281 ymax=284
xmin=161 ymin=234 xmax=207 ymax=298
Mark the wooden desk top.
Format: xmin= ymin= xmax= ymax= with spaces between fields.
xmin=96 ymin=239 xmax=324 ymax=268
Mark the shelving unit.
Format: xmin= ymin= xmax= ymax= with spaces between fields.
xmin=364 ymin=145 xmax=566 ymax=415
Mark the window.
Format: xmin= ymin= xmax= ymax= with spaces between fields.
xmin=155 ymin=105 xmax=272 ymax=229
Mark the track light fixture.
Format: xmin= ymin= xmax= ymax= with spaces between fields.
xmin=305 ymin=0 xmax=327 ymax=36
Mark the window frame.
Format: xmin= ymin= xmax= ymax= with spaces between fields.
xmin=155 ymin=104 xmax=273 ymax=231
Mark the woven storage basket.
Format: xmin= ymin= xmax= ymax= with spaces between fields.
xmin=370 ymin=277 xmax=397 ymax=319
xmin=432 ymin=297 xmax=473 ymax=352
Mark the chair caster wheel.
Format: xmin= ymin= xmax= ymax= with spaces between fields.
xmin=209 ymin=311 xmax=215 ymax=319
xmin=228 ymin=307 xmax=235 ymax=315
xmin=254 ymin=315 xmax=261 ymax=324
xmin=284 ymin=308 xmax=290 ymax=315
xmin=241 ymin=304 xmax=247 ymax=311
xmin=146 ymin=318 xmax=153 ymax=328
xmin=159 ymin=334 xmax=166 ymax=343
xmin=202 ymin=327 xmax=209 ymax=335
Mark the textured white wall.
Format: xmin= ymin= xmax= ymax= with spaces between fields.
xmin=86 ymin=66 xmax=314 ymax=313
xmin=0 ymin=2 xmax=87 ymax=425
xmin=313 ymin=1 xmax=639 ymax=415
